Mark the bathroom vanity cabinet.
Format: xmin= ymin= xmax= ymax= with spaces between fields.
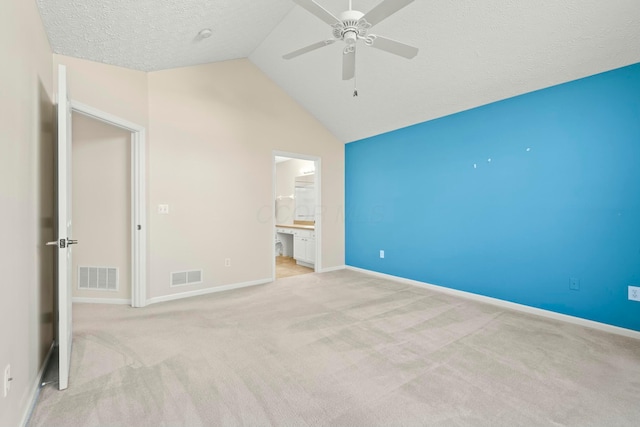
xmin=276 ymin=226 xmax=315 ymax=267
xmin=293 ymin=230 xmax=315 ymax=267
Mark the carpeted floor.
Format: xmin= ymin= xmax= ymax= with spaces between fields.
xmin=28 ymin=269 xmax=640 ymax=426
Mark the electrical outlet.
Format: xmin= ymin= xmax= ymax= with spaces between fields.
xmin=224 ymin=258 xmax=231 ymax=267
xmin=157 ymin=204 xmax=169 ymax=214
xmin=3 ymin=364 xmax=11 ymax=397
xmin=570 ymin=278 xmax=580 ymax=291
xmin=629 ymin=286 xmax=640 ymax=302
xmin=379 ymin=250 xmax=385 ymax=259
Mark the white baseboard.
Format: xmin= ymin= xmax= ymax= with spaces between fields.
xmin=295 ymin=260 xmax=314 ymax=269
xmin=146 ymin=278 xmax=272 ymax=306
xmin=72 ymin=297 xmax=131 ymax=305
xmin=319 ymin=265 xmax=346 ymax=273
xmin=347 ymin=266 xmax=640 ymax=340
xmin=20 ymin=341 xmax=55 ymax=427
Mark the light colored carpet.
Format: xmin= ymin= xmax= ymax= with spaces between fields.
xmin=28 ymin=269 xmax=640 ymax=427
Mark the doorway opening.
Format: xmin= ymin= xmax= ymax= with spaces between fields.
xmin=71 ymin=113 xmax=131 ymax=304
xmin=70 ymin=101 xmax=147 ymax=307
xmin=273 ymin=151 xmax=321 ymax=280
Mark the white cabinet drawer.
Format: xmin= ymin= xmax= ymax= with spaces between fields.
xmin=276 ymin=227 xmax=295 ymax=234
xmin=294 ymin=229 xmax=314 ymax=238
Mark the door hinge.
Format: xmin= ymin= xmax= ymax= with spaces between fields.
xmin=137 ymin=225 xmax=142 ymax=230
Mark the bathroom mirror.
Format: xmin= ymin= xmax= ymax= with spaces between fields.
xmin=294 ymin=174 xmax=315 ymax=222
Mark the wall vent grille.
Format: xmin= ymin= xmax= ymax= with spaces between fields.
xmin=171 ymin=270 xmax=203 ymax=287
xmin=78 ymin=266 xmax=119 ymax=291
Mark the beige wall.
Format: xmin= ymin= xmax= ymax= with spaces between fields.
xmin=72 ymin=113 xmax=131 ymax=301
xmin=0 ymin=0 xmax=54 ymax=425
xmin=53 ymin=55 xmax=149 ymax=129
xmin=147 ymin=60 xmax=344 ymax=297
xmin=52 ymin=57 xmax=345 ymax=302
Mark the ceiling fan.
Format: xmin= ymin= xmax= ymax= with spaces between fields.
xmin=283 ymin=0 xmax=419 ymax=83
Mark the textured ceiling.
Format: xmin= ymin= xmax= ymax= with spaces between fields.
xmin=36 ymin=0 xmax=640 ymax=143
xmin=35 ymin=0 xmax=295 ymax=71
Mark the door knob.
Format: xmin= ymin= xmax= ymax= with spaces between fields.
xmin=46 ymin=239 xmax=65 ymax=248
xmin=45 ymin=238 xmax=78 ymax=248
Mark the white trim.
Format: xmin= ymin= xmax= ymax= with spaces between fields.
xmin=72 ymin=297 xmax=132 ymax=305
xmin=132 ymin=129 xmax=147 ymax=307
xmin=347 ymin=266 xmax=640 ymax=341
xmin=70 ymin=101 xmax=147 ymax=308
xmin=70 ymin=101 xmax=144 ymax=132
xmin=272 ymin=151 xmax=322 ymax=281
xmin=319 ymin=265 xmax=346 ymax=273
xmin=146 ymin=278 xmax=272 ymax=306
xmin=315 ymin=157 xmax=322 ymax=273
xmin=272 ymin=154 xmax=277 ymax=281
xmin=295 ymin=260 xmax=315 ymax=269
xmin=21 ymin=342 xmax=55 ymax=427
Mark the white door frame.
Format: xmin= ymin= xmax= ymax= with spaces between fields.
xmin=272 ymin=151 xmax=322 ymax=280
xmin=71 ymin=101 xmax=147 ymax=308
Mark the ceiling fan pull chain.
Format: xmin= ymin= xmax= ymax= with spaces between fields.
xmin=353 ymin=43 xmax=358 ymax=97
xmin=353 ymin=69 xmax=358 ymax=97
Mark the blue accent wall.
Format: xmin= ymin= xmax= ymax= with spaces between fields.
xmin=345 ymin=63 xmax=640 ymax=331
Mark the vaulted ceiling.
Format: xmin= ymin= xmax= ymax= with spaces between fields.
xmin=36 ymin=0 xmax=640 ymax=142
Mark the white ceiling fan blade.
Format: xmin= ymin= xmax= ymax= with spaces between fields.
xmin=360 ymin=0 xmax=415 ymax=27
xmin=368 ymin=35 xmax=418 ymax=59
xmin=293 ymin=0 xmax=341 ymax=25
xmin=342 ymin=49 xmax=355 ymax=80
xmin=283 ymin=40 xmax=336 ymax=60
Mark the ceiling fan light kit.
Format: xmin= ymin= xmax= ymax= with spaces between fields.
xmin=283 ymin=0 xmax=419 ymax=92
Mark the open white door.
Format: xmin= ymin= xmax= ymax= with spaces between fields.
xmin=53 ymin=64 xmax=75 ymax=390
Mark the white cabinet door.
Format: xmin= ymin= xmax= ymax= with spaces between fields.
xmin=307 ymin=237 xmax=316 ymax=264
xmin=294 ymin=235 xmax=315 ymax=265
xmin=294 ymin=235 xmax=305 ymax=261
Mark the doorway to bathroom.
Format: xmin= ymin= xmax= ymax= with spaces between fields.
xmin=273 ymin=151 xmax=321 ymax=280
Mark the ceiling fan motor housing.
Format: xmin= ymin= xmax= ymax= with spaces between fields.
xmin=333 ymin=10 xmax=369 ymax=44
